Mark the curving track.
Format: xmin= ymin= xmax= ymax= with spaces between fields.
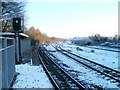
xmin=38 ymin=45 xmax=86 ymax=89
xmin=52 ymin=44 xmax=120 ymax=84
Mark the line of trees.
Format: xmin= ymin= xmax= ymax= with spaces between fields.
xmin=89 ymin=34 xmax=120 ymax=42
xmin=24 ymin=26 xmax=64 ymax=46
xmin=88 ymin=34 xmax=109 ymax=43
xmin=72 ymin=34 xmax=119 ymax=46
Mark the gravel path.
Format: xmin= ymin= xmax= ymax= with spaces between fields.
xmin=32 ymin=46 xmax=41 ymax=66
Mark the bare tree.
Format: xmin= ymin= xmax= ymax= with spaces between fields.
xmin=1 ymin=1 xmax=26 ymax=32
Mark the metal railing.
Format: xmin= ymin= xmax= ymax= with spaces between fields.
xmin=0 ymin=37 xmax=15 ymax=89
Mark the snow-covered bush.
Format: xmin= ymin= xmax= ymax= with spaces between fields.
xmin=91 ymin=49 xmax=95 ymax=53
xmin=76 ymin=47 xmax=83 ymax=51
xmin=100 ymin=42 xmax=120 ymax=48
xmin=71 ymin=37 xmax=94 ymax=46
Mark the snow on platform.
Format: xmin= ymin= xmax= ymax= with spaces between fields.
xmin=12 ymin=64 xmax=53 ymax=88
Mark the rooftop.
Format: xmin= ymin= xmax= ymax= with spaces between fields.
xmin=1 ymin=32 xmax=29 ymax=38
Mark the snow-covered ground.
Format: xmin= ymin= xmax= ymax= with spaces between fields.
xmin=45 ymin=43 xmax=119 ymax=88
xmin=45 ymin=44 xmax=56 ymax=51
xmin=11 ymin=42 xmax=119 ymax=88
xmin=88 ymin=45 xmax=120 ymax=52
xmin=59 ymin=43 xmax=119 ymax=71
xmin=100 ymin=42 xmax=120 ymax=48
xmin=51 ymin=52 xmax=118 ymax=88
xmin=12 ymin=63 xmax=53 ymax=88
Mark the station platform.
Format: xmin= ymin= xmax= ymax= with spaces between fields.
xmin=12 ymin=46 xmax=53 ymax=88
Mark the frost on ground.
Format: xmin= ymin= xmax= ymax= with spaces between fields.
xmin=60 ymin=43 xmax=119 ymax=70
xmin=45 ymin=43 xmax=119 ymax=88
xmin=88 ymin=45 xmax=120 ymax=52
xmin=51 ymin=51 xmax=119 ymax=88
xmin=12 ymin=64 xmax=53 ymax=88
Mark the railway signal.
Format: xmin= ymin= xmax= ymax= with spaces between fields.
xmin=13 ymin=17 xmax=23 ymax=63
xmin=13 ymin=18 xmax=21 ymax=31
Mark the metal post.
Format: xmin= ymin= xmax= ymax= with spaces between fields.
xmin=13 ymin=17 xmax=23 ymax=63
xmin=18 ymin=33 xmax=22 ymax=62
xmin=3 ymin=38 xmax=8 ymax=88
xmin=15 ymin=32 xmax=19 ymax=63
xmin=21 ymin=16 xmax=24 ymax=32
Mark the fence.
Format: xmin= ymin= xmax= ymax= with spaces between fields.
xmin=0 ymin=37 xmax=15 ymax=89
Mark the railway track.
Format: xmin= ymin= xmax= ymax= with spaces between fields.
xmin=38 ymin=45 xmax=86 ymax=89
xmin=52 ymin=44 xmax=120 ymax=85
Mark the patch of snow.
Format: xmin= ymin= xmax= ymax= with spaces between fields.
xmin=88 ymin=46 xmax=120 ymax=52
xmin=46 ymin=44 xmax=56 ymax=51
xmin=12 ymin=64 xmax=53 ymax=88
xmin=60 ymin=43 xmax=119 ymax=70
xmin=100 ymin=42 xmax=120 ymax=48
xmin=50 ymin=52 xmax=119 ymax=88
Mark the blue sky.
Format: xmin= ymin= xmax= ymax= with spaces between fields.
xmin=25 ymin=0 xmax=118 ymax=38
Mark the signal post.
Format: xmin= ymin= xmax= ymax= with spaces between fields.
xmin=13 ymin=17 xmax=23 ymax=63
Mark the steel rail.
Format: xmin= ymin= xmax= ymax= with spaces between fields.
xmin=38 ymin=46 xmax=86 ymax=89
xmin=38 ymin=47 xmax=60 ymax=90
xmin=54 ymin=44 xmax=120 ymax=73
xmin=44 ymin=51 xmax=86 ymax=89
xmin=58 ymin=46 xmax=120 ymax=73
xmin=52 ymin=45 xmax=120 ymax=83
